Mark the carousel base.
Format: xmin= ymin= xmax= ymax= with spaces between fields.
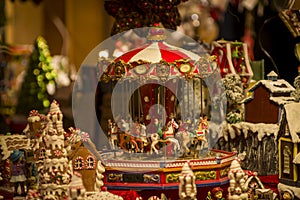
xmin=101 ymin=149 xmax=236 ymax=192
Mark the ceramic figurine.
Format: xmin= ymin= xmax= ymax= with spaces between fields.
xmin=179 ymin=162 xmax=197 ymax=200
xmin=228 ymin=158 xmax=248 ymax=200
xmin=211 ymin=187 xmax=225 ymax=200
xmin=10 ymin=150 xmax=27 ymax=197
xmin=282 ymin=190 xmax=294 ymax=200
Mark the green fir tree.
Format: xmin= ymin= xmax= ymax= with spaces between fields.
xmin=16 ymin=36 xmax=56 ymax=116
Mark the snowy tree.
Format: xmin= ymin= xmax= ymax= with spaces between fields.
xmin=291 ymin=75 xmax=300 ymax=102
xmin=221 ymin=74 xmax=245 ymax=123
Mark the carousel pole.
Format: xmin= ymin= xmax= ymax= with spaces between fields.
xmin=200 ymin=78 xmax=203 ymax=117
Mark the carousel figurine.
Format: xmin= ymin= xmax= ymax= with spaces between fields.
xmin=192 ymin=116 xmax=209 ymax=158
xmin=108 ymin=119 xmax=119 ymax=149
xmin=200 ymin=115 xmax=209 ymax=132
xmin=139 ymin=122 xmax=148 ymax=146
xmin=120 ymin=118 xmax=130 ymax=133
xmin=130 ymin=120 xmax=141 ymax=137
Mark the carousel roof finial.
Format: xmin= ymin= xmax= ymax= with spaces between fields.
xmin=147 ymin=22 xmax=166 ymax=42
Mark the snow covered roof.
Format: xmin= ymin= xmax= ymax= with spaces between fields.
xmin=270 ymin=96 xmax=296 ymax=105
xmin=267 ymin=71 xmax=278 ymax=77
xmin=0 ymin=135 xmax=31 ymax=160
xmin=248 ymin=79 xmax=295 ymax=94
xmin=220 ymin=122 xmax=279 ymax=141
xmin=282 ymin=103 xmax=300 ymax=143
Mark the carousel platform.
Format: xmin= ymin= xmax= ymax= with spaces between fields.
xmin=100 ymin=149 xmax=236 ymax=191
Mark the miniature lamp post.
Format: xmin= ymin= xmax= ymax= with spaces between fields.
xmin=179 ymin=162 xmax=197 ymax=200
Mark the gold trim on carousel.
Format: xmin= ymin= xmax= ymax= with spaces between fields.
xmin=103 ymin=160 xmax=232 ymax=173
xmin=143 ymin=174 xmax=160 ymax=183
xmin=194 ymin=170 xmax=217 ymax=180
xmin=166 ymin=173 xmax=180 ymax=183
xmin=99 ymin=58 xmax=198 ymax=82
xmin=108 ymin=173 xmax=123 ymax=182
xmin=220 ymin=166 xmax=230 ymax=178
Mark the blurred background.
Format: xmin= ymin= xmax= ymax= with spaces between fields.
xmin=1 ymin=0 xmax=300 ymax=133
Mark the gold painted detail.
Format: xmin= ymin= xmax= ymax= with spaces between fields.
xmin=166 ymin=173 xmax=180 ymax=183
xmin=107 ymin=173 xmax=123 ymax=182
xmin=220 ymin=167 xmax=229 ymax=178
xmin=194 ymin=170 xmax=216 ymax=180
xmin=99 ymin=59 xmax=200 ymax=82
xmin=143 ymin=174 xmax=160 ymax=183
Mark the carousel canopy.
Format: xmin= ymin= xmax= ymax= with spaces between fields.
xmin=99 ymin=31 xmax=215 ymax=82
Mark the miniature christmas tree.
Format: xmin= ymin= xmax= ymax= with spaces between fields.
xmin=291 ymin=75 xmax=300 ymax=102
xmin=16 ymin=36 xmax=56 ymax=116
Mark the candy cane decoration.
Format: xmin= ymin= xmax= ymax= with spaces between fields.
xmin=94 ymin=160 xmax=105 ymax=191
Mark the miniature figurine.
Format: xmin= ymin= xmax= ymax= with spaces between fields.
xmin=10 ymin=150 xmax=27 ymax=197
xmin=211 ymin=187 xmax=225 ymax=200
xmin=108 ymin=119 xmax=119 ymax=149
xmin=130 ymin=120 xmax=141 ymax=137
xmin=227 ymin=158 xmax=248 ymax=200
xmin=193 ymin=116 xmax=209 ymax=157
xmin=179 ymin=162 xmax=197 ymax=200
xmin=282 ymin=190 xmax=294 ymax=200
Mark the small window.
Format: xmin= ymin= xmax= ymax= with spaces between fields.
xmin=74 ymin=156 xmax=84 ymax=170
xmin=86 ymin=155 xmax=95 ymax=169
xmin=283 ymin=146 xmax=291 ymax=174
xmin=39 ymin=148 xmax=46 ymax=159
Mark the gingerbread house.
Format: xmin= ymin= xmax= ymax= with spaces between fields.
xmin=244 ymin=71 xmax=295 ymax=124
xmin=277 ymin=102 xmax=300 ymax=198
xmin=68 ymin=140 xmax=98 ymax=192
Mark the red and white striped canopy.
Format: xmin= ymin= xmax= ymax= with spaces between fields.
xmin=101 ymin=40 xmax=214 ymax=81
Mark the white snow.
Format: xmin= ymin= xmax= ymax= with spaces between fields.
xmin=270 ymin=96 xmax=296 ymax=105
xmin=219 ymin=122 xmax=279 ymax=141
xmin=283 ymin=103 xmax=300 ymax=143
xmin=259 ymin=79 xmax=294 ymax=94
xmin=249 ymin=79 xmax=295 ymax=94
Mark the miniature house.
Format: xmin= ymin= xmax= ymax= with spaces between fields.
xmin=68 ymin=141 xmax=98 ymax=192
xmin=244 ymin=71 xmax=295 ymax=124
xmin=278 ymin=102 xmax=300 ymax=188
xmin=210 ymin=40 xmax=254 ymax=87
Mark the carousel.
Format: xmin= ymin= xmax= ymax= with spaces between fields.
xmin=95 ymin=26 xmax=235 ymax=192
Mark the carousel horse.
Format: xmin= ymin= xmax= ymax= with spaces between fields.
xmin=150 ymin=133 xmax=161 ymax=154
xmin=108 ymin=121 xmax=119 ymax=150
xmin=176 ymin=130 xmax=195 ymax=156
xmin=149 ymin=122 xmax=180 ymax=155
xmin=118 ymin=132 xmax=141 ymax=153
